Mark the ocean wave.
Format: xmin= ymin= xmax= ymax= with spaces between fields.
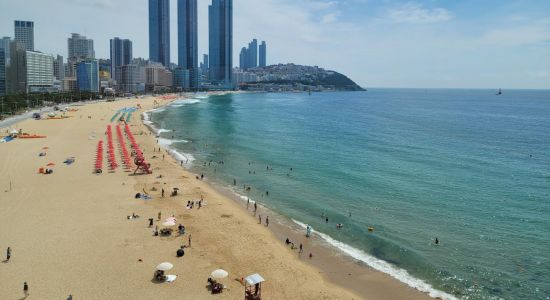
xmin=291 ymin=219 xmax=459 ymax=300
xmin=157 ymin=129 xmax=172 ymax=134
xmin=170 ymin=98 xmax=201 ymax=107
xmin=167 ymin=148 xmax=195 ymax=167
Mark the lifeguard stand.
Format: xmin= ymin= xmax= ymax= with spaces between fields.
xmin=244 ymin=273 xmax=265 ymax=300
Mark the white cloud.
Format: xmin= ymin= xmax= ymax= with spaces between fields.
xmin=321 ymin=13 xmax=339 ymax=24
xmin=388 ymin=2 xmax=452 ymax=24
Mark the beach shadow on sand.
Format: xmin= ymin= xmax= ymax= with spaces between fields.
xmin=16 ymin=295 xmax=28 ymax=300
xmin=1 ymin=259 xmax=8 ymax=263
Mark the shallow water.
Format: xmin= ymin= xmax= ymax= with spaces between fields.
xmin=150 ymin=89 xmax=550 ymax=299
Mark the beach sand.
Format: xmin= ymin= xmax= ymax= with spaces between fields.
xmin=0 ymin=96 xmax=431 ymax=299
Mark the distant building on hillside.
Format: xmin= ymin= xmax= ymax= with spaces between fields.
xmin=259 ymin=41 xmax=266 ymax=67
xmin=149 ymin=0 xmax=170 ymax=67
xmin=240 ymin=39 xmax=264 ymax=70
xmin=14 ymin=20 xmax=34 ymax=51
xmin=76 ymin=59 xmax=99 ymax=92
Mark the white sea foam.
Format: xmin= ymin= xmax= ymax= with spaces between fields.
xmin=291 ymin=219 xmax=459 ymax=300
xmin=157 ymin=129 xmax=172 ymax=134
xmin=170 ymin=98 xmax=200 ymax=107
xmin=167 ymin=149 xmax=195 ymax=167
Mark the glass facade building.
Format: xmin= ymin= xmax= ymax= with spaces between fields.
xmin=14 ymin=20 xmax=34 ymax=51
xmin=178 ymin=0 xmax=199 ymax=89
xmin=0 ymin=48 xmax=5 ymax=96
xmin=76 ymin=60 xmax=99 ymax=92
xmin=208 ymin=0 xmax=232 ymax=86
xmin=149 ymin=0 xmax=170 ymax=67
xmin=110 ymin=37 xmax=133 ymax=80
xmin=259 ymin=41 xmax=266 ymax=67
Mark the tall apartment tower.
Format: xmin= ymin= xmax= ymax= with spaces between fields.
xmin=208 ymin=0 xmax=233 ymax=85
xmin=14 ymin=20 xmax=34 ymax=51
xmin=110 ymin=38 xmax=133 ymax=80
xmin=248 ymin=39 xmax=257 ymax=69
xmin=259 ymin=41 xmax=266 ymax=67
xmin=178 ymin=0 xmax=199 ymax=89
xmin=149 ymin=0 xmax=170 ymax=67
xmin=68 ymin=33 xmax=95 ymax=61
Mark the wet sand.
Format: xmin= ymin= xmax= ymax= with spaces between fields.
xmin=0 ymin=95 xmax=431 ymax=299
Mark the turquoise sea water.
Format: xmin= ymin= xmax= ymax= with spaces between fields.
xmin=148 ymin=89 xmax=550 ymax=299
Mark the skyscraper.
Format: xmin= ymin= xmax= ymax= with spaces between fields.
xmin=248 ymin=39 xmax=257 ymax=69
xmin=53 ymin=55 xmax=65 ymax=81
xmin=68 ymin=33 xmax=95 ymax=61
xmin=110 ymin=37 xmax=133 ymax=80
xmin=259 ymin=41 xmax=266 ymax=67
xmin=239 ymin=47 xmax=247 ymax=69
xmin=0 ymin=48 xmax=5 ymax=96
xmin=149 ymin=0 xmax=170 ymax=67
xmin=208 ymin=0 xmax=232 ymax=86
xmin=14 ymin=20 xmax=34 ymax=51
xmin=178 ymin=0 xmax=198 ymax=89
xmin=0 ymin=37 xmax=11 ymax=65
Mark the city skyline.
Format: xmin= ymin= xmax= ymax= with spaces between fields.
xmin=1 ymin=0 xmax=549 ymax=89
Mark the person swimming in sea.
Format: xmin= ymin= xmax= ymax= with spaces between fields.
xmin=434 ymin=237 xmax=440 ymax=245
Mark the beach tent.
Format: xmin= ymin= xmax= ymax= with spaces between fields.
xmin=244 ymin=273 xmax=265 ymax=300
xmin=162 ymin=221 xmax=176 ymax=227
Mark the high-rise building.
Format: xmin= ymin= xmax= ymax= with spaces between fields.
xmin=239 ymin=47 xmax=247 ymax=69
xmin=208 ymin=0 xmax=233 ymax=86
xmin=0 ymin=37 xmax=11 ymax=65
xmin=68 ymin=33 xmax=95 ymax=61
xmin=6 ymin=41 xmax=27 ymax=94
xmin=110 ymin=37 xmax=133 ymax=80
xmin=25 ymin=51 xmax=54 ymax=93
xmin=0 ymin=48 xmax=5 ymax=96
xmin=239 ymin=39 xmax=262 ymax=70
xmin=53 ymin=55 xmax=65 ymax=81
xmin=14 ymin=20 xmax=34 ymax=51
xmin=248 ymin=39 xmax=257 ymax=69
xmin=149 ymin=0 xmax=170 ymax=67
xmin=178 ymin=0 xmax=199 ymax=89
xmin=203 ymin=54 xmax=209 ymax=70
xmin=259 ymin=41 xmax=266 ymax=67
xmin=76 ymin=59 xmax=99 ymax=92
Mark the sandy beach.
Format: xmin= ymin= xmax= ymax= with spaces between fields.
xmin=0 ymin=95 xmax=432 ymax=299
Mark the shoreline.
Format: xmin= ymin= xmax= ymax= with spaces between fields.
xmin=144 ymin=94 xmax=450 ymax=300
xmin=0 ymin=93 xmax=435 ymax=299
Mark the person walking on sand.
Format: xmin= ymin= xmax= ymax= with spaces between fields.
xmin=258 ymin=215 xmax=262 ymax=224
xmin=6 ymin=247 xmax=11 ymax=261
xmin=161 ymin=188 xmax=165 ymax=198
xmin=158 ymin=211 xmax=161 ymax=221
xmin=254 ymin=202 xmax=257 ymax=213
xmin=266 ymin=216 xmax=269 ymax=227
xmin=247 ymin=198 xmax=250 ymax=209
xmin=23 ymin=282 xmax=29 ymax=296
xmin=188 ymin=235 xmax=192 ymax=247
xmin=299 ymin=243 xmax=303 ymax=254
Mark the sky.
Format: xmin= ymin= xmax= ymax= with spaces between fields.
xmin=1 ymin=0 xmax=549 ymax=89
